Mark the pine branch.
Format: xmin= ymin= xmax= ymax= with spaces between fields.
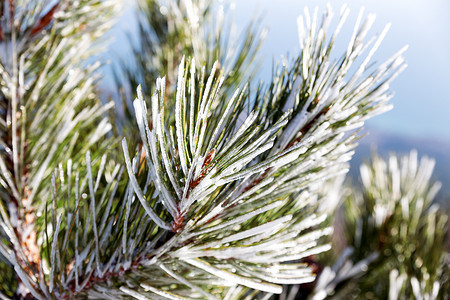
xmin=135 ymin=0 xmax=264 ymax=91
xmin=0 ymin=0 xmax=120 ymax=297
xmin=0 ymin=3 xmax=409 ymax=299
xmin=310 ymin=151 xmax=448 ymax=299
xmin=75 ymin=3 xmax=407 ymax=293
xmin=114 ymin=0 xmax=265 ymax=143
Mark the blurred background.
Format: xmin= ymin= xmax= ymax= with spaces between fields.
xmin=104 ymin=0 xmax=450 ymax=204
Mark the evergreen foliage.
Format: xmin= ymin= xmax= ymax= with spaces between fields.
xmin=0 ymin=1 xmax=119 ymax=298
xmin=309 ymin=151 xmax=448 ymax=300
xmin=116 ymin=0 xmax=263 ymax=141
xmin=0 ymin=1 xmax=447 ymax=299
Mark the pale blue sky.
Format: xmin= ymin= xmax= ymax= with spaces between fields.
xmin=229 ymin=0 xmax=450 ymax=141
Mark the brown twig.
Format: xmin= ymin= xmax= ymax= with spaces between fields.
xmin=30 ymin=3 xmax=59 ymax=37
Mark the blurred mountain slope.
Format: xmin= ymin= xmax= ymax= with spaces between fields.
xmin=351 ymin=128 xmax=450 ymax=208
